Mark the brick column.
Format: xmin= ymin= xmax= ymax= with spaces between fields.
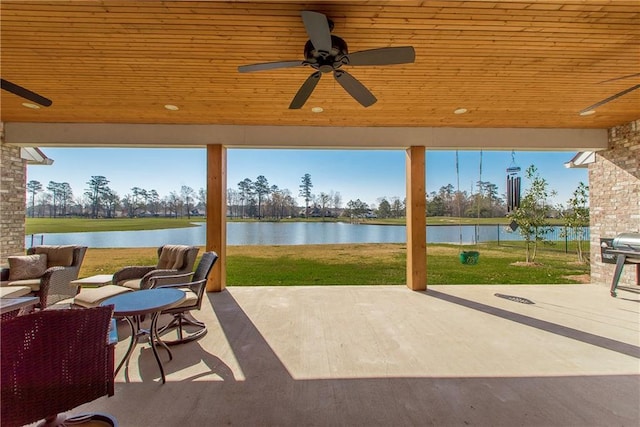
xmin=0 ymin=122 xmax=27 ymax=264
xmin=589 ymin=119 xmax=640 ymax=288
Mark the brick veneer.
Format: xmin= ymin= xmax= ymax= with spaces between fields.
xmin=0 ymin=122 xmax=27 ymax=265
xmin=589 ymin=119 xmax=640 ymax=288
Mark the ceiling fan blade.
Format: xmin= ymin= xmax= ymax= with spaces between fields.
xmin=301 ymin=11 xmax=332 ymax=54
xmin=289 ymin=71 xmax=322 ymax=109
xmin=348 ymin=46 xmax=415 ymax=66
xmin=333 ymin=70 xmax=377 ymax=107
xmin=1 ymin=78 xmax=52 ymax=107
xmin=599 ymin=73 xmax=640 ymax=84
xmin=579 ymin=84 xmax=640 ymax=114
xmin=238 ymin=60 xmax=303 ymax=73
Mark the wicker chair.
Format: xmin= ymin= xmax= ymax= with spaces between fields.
xmin=1 ymin=306 xmax=117 ymax=427
xmin=150 ymin=252 xmax=219 ymax=345
xmin=0 ymin=245 xmax=87 ymax=309
xmin=112 ymin=245 xmax=199 ymax=290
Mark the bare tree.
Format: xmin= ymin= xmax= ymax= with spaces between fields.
xmin=38 ymin=193 xmax=51 ymax=218
xmin=167 ymin=192 xmax=180 ymax=218
xmin=331 ymin=191 xmax=342 ymax=210
xmin=181 ymin=185 xmax=195 ymax=219
xmin=148 ymin=190 xmax=160 ymax=216
xmin=390 ymin=197 xmax=405 ymax=218
xmin=318 ymin=192 xmax=330 ymax=219
xmin=198 ymin=187 xmax=207 ymax=213
xmin=227 ymin=188 xmax=238 ymax=218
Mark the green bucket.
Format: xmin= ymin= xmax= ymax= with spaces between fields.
xmin=459 ymin=251 xmax=480 ymax=265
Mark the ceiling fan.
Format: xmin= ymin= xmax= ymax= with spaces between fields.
xmin=238 ymin=11 xmax=415 ymax=109
xmin=1 ymin=78 xmax=52 ymax=107
xmin=580 ymin=73 xmax=639 ymax=115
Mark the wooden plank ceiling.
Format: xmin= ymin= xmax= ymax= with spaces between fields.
xmin=1 ymin=0 xmax=639 ymax=129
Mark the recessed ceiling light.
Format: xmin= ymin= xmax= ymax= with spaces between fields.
xmin=22 ymin=102 xmax=40 ymax=109
xmin=311 ymin=107 xmax=323 ymax=113
xmin=579 ymin=110 xmax=595 ymax=116
xmin=164 ymin=104 xmax=179 ymax=111
xmin=454 ymin=108 xmax=468 ymax=115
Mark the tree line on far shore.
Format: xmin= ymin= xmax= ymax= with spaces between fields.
xmin=26 ymin=172 xmax=507 ymax=221
xmin=26 ymin=166 xmax=589 ymax=262
xmin=27 ymin=176 xmax=205 ymax=219
xmin=25 ymin=170 xmax=583 ymax=221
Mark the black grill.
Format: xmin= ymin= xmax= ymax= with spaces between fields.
xmin=601 ymin=232 xmax=640 ymax=297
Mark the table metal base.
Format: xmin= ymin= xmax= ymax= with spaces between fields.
xmin=116 ymin=313 xmax=173 ymax=383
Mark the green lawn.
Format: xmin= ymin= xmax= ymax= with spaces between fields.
xmin=423 ymin=243 xmax=588 ymax=285
xmin=80 ymin=243 xmax=589 ymax=286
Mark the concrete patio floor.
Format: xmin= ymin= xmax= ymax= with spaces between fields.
xmin=75 ymin=284 xmax=639 ymax=426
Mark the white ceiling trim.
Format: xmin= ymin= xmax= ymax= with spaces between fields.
xmin=20 ymin=147 xmax=54 ymax=165
xmin=4 ymin=123 xmax=608 ymax=151
xmin=564 ymin=151 xmax=596 ymax=168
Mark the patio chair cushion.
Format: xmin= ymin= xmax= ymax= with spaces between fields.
xmin=0 ymin=286 xmax=32 ymax=298
xmin=74 ymin=285 xmax=133 ymax=308
xmin=121 ymin=278 xmax=143 ymax=290
xmin=171 ymin=289 xmax=198 ymax=309
xmin=157 ymin=245 xmax=190 ymax=270
xmin=49 ymin=298 xmax=75 ymax=308
xmin=5 ymin=278 xmax=42 ymax=291
xmin=32 ymin=245 xmax=76 ymax=268
xmin=7 ymin=254 xmax=47 ymax=280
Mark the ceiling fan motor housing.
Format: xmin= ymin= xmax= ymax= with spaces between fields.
xmin=304 ymin=35 xmax=349 ymax=72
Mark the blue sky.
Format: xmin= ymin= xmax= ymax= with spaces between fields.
xmin=27 ymin=148 xmax=588 ymax=208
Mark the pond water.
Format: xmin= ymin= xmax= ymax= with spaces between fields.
xmin=26 ymin=222 xmax=588 ymax=248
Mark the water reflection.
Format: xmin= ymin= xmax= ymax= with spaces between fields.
xmin=27 ymin=222 xmax=588 ymax=248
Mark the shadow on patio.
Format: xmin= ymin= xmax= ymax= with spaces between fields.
xmin=75 ymin=284 xmax=639 ymax=426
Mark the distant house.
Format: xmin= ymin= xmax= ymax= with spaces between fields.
xmin=364 ymin=209 xmax=377 ymax=219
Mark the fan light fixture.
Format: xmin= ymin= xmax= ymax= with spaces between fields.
xmin=579 ymin=110 xmax=596 ymax=116
xmin=454 ymin=108 xmax=468 ymax=114
xmin=164 ymin=104 xmax=179 ymax=111
xmin=22 ymin=102 xmax=40 ymax=109
xmin=311 ymin=107 xmax=324 ymax=113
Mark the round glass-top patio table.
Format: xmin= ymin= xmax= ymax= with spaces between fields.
xmin=101 ymin=288 xmax=185 ymax=384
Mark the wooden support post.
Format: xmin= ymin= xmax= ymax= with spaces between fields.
xmin=206 ymin=145 xmax=227 ymax=292
xmin=406 ymin=146 xmax=427 ymax=291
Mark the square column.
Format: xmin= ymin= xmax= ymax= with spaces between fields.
xmin=406 ymin=146 xmax=427 ymax=291
xmin=206 ymin=145 xmax=227 ymax=291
